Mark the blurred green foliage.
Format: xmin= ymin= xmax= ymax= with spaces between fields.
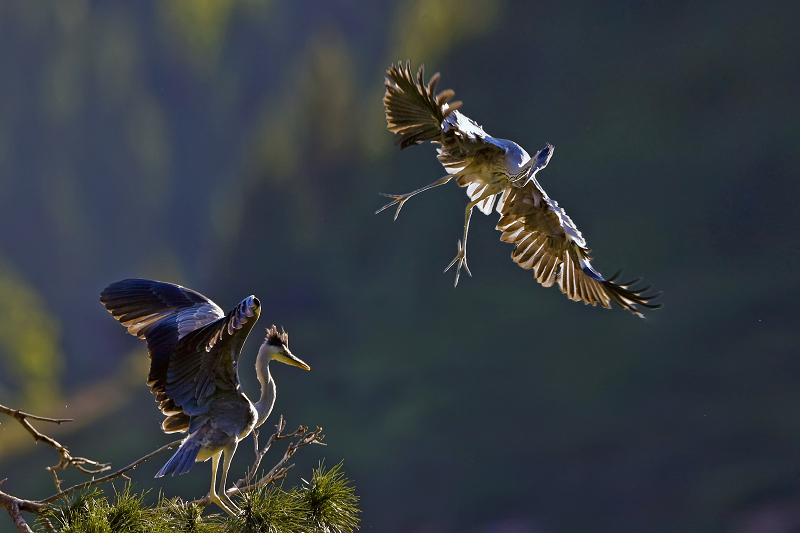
xmin=0 ymin=261 xmax=63 ymax=410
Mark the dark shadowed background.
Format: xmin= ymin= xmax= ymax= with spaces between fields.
xmin=1 ymin=1 xmax=799 ymax=531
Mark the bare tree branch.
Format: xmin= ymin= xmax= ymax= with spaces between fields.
xmin=237 ymin=426 xmax=324 ymax=494
xmin=0 ymin=438 xmax=181 ymax=533
xmin=0 ymin=405 xmax=72 ymax=425
xmin=236 ymin=415 xmax=310 ymax=488
xmin=0 ymin=404 xmax=110 ymax=492
xmin=0 ymin=489 xmax=49 ymax=533
xmin=40 ymin=439 xmax=183 ymax=504
xmin=0 ymin=404 xmax=182 ymax=530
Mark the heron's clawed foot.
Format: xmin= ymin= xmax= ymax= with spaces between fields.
xmin=444 ymin=239 xmax=472 ymax=287
xmin=211 ymin=491 xmax=242 ymax=517
xmin=376 ymin=193 xmax=413 ymax=220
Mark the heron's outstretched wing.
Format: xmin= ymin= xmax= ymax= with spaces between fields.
xmin=384 ymin=61 xmax=462 ymax=148
xmin=164 ymin=295 xmax=260 ymax=421
xmin=384 ymin=61 xmax=507 ymax=168
xmin=101 ymin=279 xmax=224 ymax=387
xmin=100 ymin=279 xmax=259 ymax=430
xmin=496 ymin=179 xmax=660 ymax=317
xmin=100 ymin=279 xmax=224 ymax=339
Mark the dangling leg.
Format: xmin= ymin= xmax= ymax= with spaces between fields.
xmin=375 ymin=175 xmax=453 ymax=220
xmin=208 ymin=447 xmax=240 ymax=516
xmin=444 ymin=208 xmax=474 ymax=287
xmin=216 ymin=442 xmax=241 ymax=516
xmin=445 ymin=190 xmax=498 ymax=286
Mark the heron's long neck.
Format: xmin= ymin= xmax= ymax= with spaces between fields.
xmin=253 ymin=356 xmax=276 ymax=428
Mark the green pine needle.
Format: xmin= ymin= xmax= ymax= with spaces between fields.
xmin=155 ymin=496 xmax=224 ymax=533
xmin=302 ymin=462 xmax=360 ymax=533
xmin=225 ymin=484 xmax=307 ymax=533
xmin=42 ymin=485 xmax=150 ymax=533
xmin=105 ymin=485 xmax=149 ymax=533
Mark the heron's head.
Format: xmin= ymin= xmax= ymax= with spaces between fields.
xmin=259 ymin=325 xmax=310 ymax=371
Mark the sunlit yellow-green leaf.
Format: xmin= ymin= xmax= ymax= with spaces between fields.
xmin=389 ymin=0 xmax=505 ymax=67
xmin=0 ymin=263 xmax=63 ymax=410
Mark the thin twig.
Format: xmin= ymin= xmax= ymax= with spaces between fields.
xmin=235 ymin=415 xmax=309 ymax=489
xmin=38 ymin=516 xmax=58 ymax=533
xmin=41 ymin=438 xmax=183 ymax=503
xmin=0 ymin=405 xmax=72 ymax=425
xmin=0 ymin=404 xmax=72 ymax=450
xmin=236 ymin=427 xmax=324 ymax=494
xmin=0 ymin=404 xmax=110 ymax=492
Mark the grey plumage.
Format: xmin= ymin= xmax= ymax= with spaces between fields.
xmin=378 ymin=61 xmax=659 ymax=317
xmin=100 ymin=279 xmax=310 ymax=515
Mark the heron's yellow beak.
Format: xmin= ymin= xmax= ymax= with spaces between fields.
xmin=275 ymin=349 xmax=310 ymax=371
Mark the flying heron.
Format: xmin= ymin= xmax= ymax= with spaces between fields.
xmin=100 ymin=279 xmax=310 ymax=516
xmin=378 ymin=61 xmax=659 ymax=317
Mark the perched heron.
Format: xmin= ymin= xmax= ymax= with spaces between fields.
xmin=378 ymin=61 xmax=659 ymax=317
xmin=100 ymin=279 xmax=310 ymax=516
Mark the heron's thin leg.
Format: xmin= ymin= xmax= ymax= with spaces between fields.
xmin=376 ymin=175 xmax=453 ymax=220
xmin=217 ymin=442 xmax=241 ymax=516
xmin=445 ymin=190 xmax=498 ymax=286
xmin=209 ymin=449 xmax=239 ymax=517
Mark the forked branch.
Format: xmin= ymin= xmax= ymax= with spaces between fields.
xmin=0 ymin=404 xmax=110 ymax=492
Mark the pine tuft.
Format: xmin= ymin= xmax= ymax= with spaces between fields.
xmin=225 ymin=484 xmax=306 ymax=533
xmin=302 ymin=462 xmax=360 ymax=533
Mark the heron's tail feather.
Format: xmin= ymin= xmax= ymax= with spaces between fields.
xmin=156 ymin=439 xmax=200 ymax=477
xmin=384 ymin=61 xmax=462 ymax=148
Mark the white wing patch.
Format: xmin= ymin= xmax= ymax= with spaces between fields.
xmin=176 ymin=303 xmax=226 ymax=340
xmin=544 ymin=197 xmax=586 ymax=248
xmin=125 ymin=311 xmax=172 ymax=337
xmin=465 ymin=182 xmax=499 ymax=214
xmin=443 ymin=110 xmax=488 ymax=142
